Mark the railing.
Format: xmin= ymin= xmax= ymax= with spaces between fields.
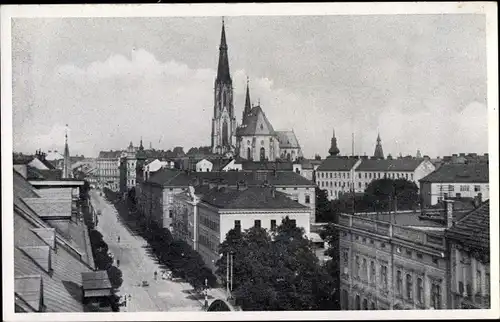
xmin=336 ymin=213 xmax=445 ymax=247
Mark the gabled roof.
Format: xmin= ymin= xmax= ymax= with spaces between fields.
xmin=146 ymin=169 xmax=315 ymax=187
xmin=275 ymin=130 xmax=301 ymax=149
xmin=22 ymin=198 xmax=72 ymax=219
xmin=298 ymin=158 xmax=323 ymax=169
xmin=13 ymin=154 xmax=35 ymax=165
xmin=317 ymin=156 xmax=359 ymax=171
xmin=19 ymin=246 xmax=51 ymax=273
xmin=240 ymin=161 xmax=293 ymax=171
xmin=81 ymin=271 xmax=112 ymax=290
xmin=420 ymin=163 xmax=489 ymax=183
xmin=356 ymin=158 xmax=424 ymax=172
xmin=446 ymin=200 xmax=490 ymax=261
xmin=236 ymin=105 xmax=275 ymax=136
xmin=31 ymin=228 xmax=57 ymax=249
xmin=97 ymin=150 xmax=123 ymax=159
xmin=200 ymin=186 xmax=308 ymax=210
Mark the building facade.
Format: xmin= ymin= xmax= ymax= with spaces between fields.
xmin=419 ymin=163 xmax=489 ymax=207
xmin=336 ymin=213 xmax=449 ymax=310
xmin=172 ymin=185 xmax=312 ymax=273
xmin=119 ymin=142 xmax=138 ymax=194
xmin=316 ymin=156 xmax=362 ymax=200
xmin=96 ymin=150 xmax=122 ymax=191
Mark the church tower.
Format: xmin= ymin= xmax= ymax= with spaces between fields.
xmin=242 ymin=77 xmax=252 ymax=123
xmin=211 ymin=18 xmax=237 ymax=156
xmin=62 ymin=124 xmax=71 ymax=179
xmin=374 ymin=133 xmax=384 ymax=159
xmin=328 ymin=128 xmax=340 ymax=157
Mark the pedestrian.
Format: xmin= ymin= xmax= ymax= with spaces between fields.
xmin=117 ymin=259 xmax=120 ymax=267
xmin=154 ymin=271 xmax=157 ymax=280
xmin=118 ymin=236 xmax=120 ymax=243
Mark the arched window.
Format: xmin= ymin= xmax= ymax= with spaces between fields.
xmin=222 ymin=120 xmax=229 ymax=146
xmin=417 ymin=278 xmax=424 ymax=304
xmin=406 ymin=274 xmax=413 ymax=300
xmin=291 ymin=150 xmax=296 ymax=160
xmin=355 ymin=295 xmax=361 ymax=310
xmin=287 ymin=153 xmax=291 ymax=160
xmin=260 ymin=147 xmax=266 ymax=161
xmin=247 ymin=147 xmax=252 ymax=160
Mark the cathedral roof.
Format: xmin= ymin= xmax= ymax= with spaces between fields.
xmin=275 ymin=131 xmax=300 ymax=149
xmin=236 ymin=105 xmax=275 ymax=136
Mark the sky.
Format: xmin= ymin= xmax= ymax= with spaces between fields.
xmin=11 ymin=14 xmax=488 ymax=159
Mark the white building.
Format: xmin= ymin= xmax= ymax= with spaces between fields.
xmin=354 ymin=157 xmax=436 ymax=193
xmin=96 ymin=150 xmax=122 ymax=191
xmin=172 ymin=185 xmax=311 ymax=272
xmin=315 ymin=156 xmax=362 ymax=200
xmin=419 ymin=163 xmax=489 ymax=207
xmin=196 ymin=159 xmax=213 ymax=172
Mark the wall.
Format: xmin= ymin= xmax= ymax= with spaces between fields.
xmin=238 ymin=135 xmax=281 ymax=161
xmin=414 ymin=160 xmax=436 ymax=185
xmin=423 ymin=182 xmax=490 ymax=206
xmin=196 ymin=159 xmax=213 ymax=172
xmin=274 ymin=185 xmax=316 ymax=224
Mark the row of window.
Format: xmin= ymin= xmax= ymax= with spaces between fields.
xmin=320 ymin=181 xmax=353 ymax=189
xmin=319 ymin=171 xmax=415 ymax=181
xmin=199 ymin=234 xmax=218 ymax=253
xmin=200 ymin=214 xmax=219 ymax=232
xmin=319 ymin=172 xmax=350 ymax=179
xmin=234 ymin=219 xmax=296 ymax=231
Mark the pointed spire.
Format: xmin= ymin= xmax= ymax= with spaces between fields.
xmin=328 ymin=128 xmax=340 ymax=157
xmin=62 ymin=124 xmax=71 ymax=178
xmin=243 ymin=77 xmax=252 ymax=122
xmin=216 ymin=17 xmax=231 ymax=83
xmin=374 ymin=132 xmax=384 ymax=159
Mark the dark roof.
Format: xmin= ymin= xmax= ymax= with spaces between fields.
xmin=420 ymin=163 xmax=489 ymax=183
xmin=446 ymin=200 xmax=490 ymax=259
xmin=240 ymin=161 xmax=293 ymax=171
xmin=200 ymin=186 xmax=308 ymax=210
xmin=317 ymin=156 xmax=359 ymax=171
xmin=81 ymin=271 xmax=112 ymax=290
xmin=356 ymin=158 xmax=424 ymax=172
xmin=13 ymin=154 xmax=35 ymax=165
xmin=146 ymin=169 xmax=315 ymax=187
xmin=15 ymin=275 xmax=43 ymax=311
xmin=275 ymin=131 xmax=300 ymax=148
xmin=27 ymin=167 xmax=63 ymax=181
xmin=297 ymin=158 xmax=323 ymax=169
xmin=216 ymin=21 xmax=231 ymax=83
xmin=97 ymin=151 xmax=123 ymax=159
xmin=236 ymin=105 xmax=275 ymax=136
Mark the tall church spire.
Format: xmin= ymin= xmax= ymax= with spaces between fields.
xmin=328 ymin=128 xmax=340 ymax=157
xmin=216 ymin=17 xmax=231 ymax=84
xmin=243 ymin=77 xmax=251 ymax=121
xmin=62 ymin=124 xmax=71 ymax=178
xmin=374 ymin=133 xmax=384 ymax=159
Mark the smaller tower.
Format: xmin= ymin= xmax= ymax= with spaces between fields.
xmin=416 ymin=149 xmax=422 ymax=159
xmin=374 ymin=133 xmax=384 ymax=159
xmin=242 ymin=77 xmax=251 ymax=122
xmin=62 ymin=124 xmax=71 ymax=179
xmin=328 ymin=128 xmax=340 ymax=157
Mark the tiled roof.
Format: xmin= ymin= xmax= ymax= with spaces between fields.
xmin=97 ymin=150 xmax=123 ymax=159
xmin=14 ymin=170 xmax=41 ymax=198
xmin=13 ymin=154 xmax=35 ymax=165
xmin=30 ymin=228 xmax=57 ymax=249
xmin=81 ymin=271 xmax=112 ymax=290
xmin=15 ymin=275 xmax=42 ymax=312
xmin=236 ymin=105 xmax=275 ymax=136
xmin=15 ymin=206 xmax=93 ymax=312
xmin=275 ymin=130 xmax=301 ymax=148
xmin=240 ymin=161 xmax=293 ymax=171
xmin=355 ymin=158 xmax=423 ymax=172
xmin=27 ymin=167 xmax=63 ymax=181
xmin=22 ymin=198 xmax=72 ymax=219
xmin=200 ymin=186 xmax=308 ymax=210
xmin=297 ymin=159 xmax=322 ymax=169
xmin=36 ymin=188 xmax=72 ymax=199
xmin=18 ymin=246 xmax=51 ymax=273
xmin=419 ymin=163 xmax=489 ymax=183
xmin=446 ymin=200 xmax=490 ymax=257
xmin=317 ymin=156 xmax=359 ymax=171
xmin=146 ymin=169 xmax=315 ymax=187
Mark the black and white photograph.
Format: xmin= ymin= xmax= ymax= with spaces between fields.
xmin=1 ymin=2 xmax=498 ymax=321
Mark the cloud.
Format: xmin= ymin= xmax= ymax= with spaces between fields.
xmin=13 ymin=45 xmax=488 ymax=159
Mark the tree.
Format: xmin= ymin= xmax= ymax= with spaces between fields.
xmin=364 ymin=178 xmax=419 ymax=212
xmin=319 ymin=223 xmax=341 ymax=309
xmin=216 ymin=217 xmax=339 ymax=311
xmin=107 ymin=265 xmax=123 ymax=289
xmin=315 ymin=187 xmax=334 ymax=222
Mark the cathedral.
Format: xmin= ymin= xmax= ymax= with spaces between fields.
xmin=210 ymin=19 xmax=303 ymax=162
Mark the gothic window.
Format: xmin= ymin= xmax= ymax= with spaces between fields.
xmin=397 ymin=270 xmax=403 ymax=295
xmin=222 ymin=120 xmax=229 ymax=146
xmin=287 ymin=153 xmax=291 ymax=160
xmin=247 ymin=148 xmax=252 ymax=160
xmin=417 ymin=278 xmax=424 ymax=304
xmin=355 ymin=295 xmax=361 ymax=310
xmin=260 ymin=147 xmax=266 ymax=161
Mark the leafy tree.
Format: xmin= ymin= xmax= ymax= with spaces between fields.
xmin=216 ymin=217 xmax=339 ymax=311
xmin=107 ymin=265 xmax=123 ymax=289
xmin=364 ymin=178 xmax=419 ymax=212
xmin=315 ymin=187 xmax=334 ymax=222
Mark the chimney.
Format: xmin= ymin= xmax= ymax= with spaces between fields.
xmin=444 ymin=199 xmax=454 ymax=228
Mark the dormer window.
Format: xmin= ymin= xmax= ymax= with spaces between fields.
xmin=260 ymin=124 xmax=263 ymax=130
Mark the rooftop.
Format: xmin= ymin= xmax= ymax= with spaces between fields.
xmin=275 ymin=130 xmax=301 ymax=148
xmin=236 ymin=105 xmax=275 ymax=136
xmin=97 ymin=150 xmax=123 ymax=159
xmin=200 ymin=186 xmax=308 ymax=210
xmin=419 ymin=163 xmax=489 ymax=183
xmin=356 ymin=158 xmax=424 ymax=172
xmin=317 ymin=156 xmax=359 ymax=171
xmin=146 ymin=169 xmax=315 ymax=187
xmin=446 ymin=200 xmax=490 ymax=261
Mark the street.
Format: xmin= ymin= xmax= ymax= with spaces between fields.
xmin=90 ymin=189 xmax=204 ymax=312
